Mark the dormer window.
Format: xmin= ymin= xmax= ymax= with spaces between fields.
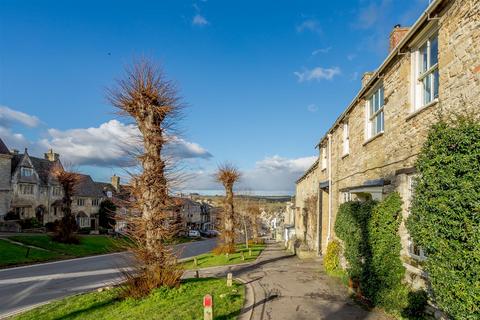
xmin=21 ymin=167 xmax=33 ymax=177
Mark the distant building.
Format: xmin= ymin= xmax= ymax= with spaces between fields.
xmin=0 ymin=138 xmax=123 ymax=230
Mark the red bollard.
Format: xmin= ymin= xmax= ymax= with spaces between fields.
xmin=203 ymin=294 xmax=213 ymax=320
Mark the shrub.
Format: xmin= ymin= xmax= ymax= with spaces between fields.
xmin=324 ymin=239 xmax=341 ymax=274
xmin=407 ymin=118 xmax=480 ymax=319
xmin=367 ymin=193 xmax=407 ymax=312
xmin=334 ymin=200 xmax=376 ymax=281
xmin=45 ymin=220 xmax=60 ymax=232
xmin=402 ymin=290 xmax=428 ymax=319
xmin=99 ymin=199 xmax=117 ymax=229
xmin=4 ymin=211 xmax=19 ymax=220
xmin=19 ymin=218 xmax=41 ymax=229
xmin=334 ymin=195 xmax=415 ymax=315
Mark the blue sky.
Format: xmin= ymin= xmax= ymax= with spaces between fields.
xmin=0 ymin=0 xmax=429 ymax=194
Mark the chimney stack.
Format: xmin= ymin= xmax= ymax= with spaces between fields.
xmin=44 ymin=149 xmax=59 ymax=162
xmin=111 ymin=174 xmax=120 ymax=192
xmin=362 ymin=72 xmax=374 ymax=87
xmin=389 ymin=24 xmax=409 ymax=52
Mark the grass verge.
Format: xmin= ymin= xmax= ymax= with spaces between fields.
xmin=6 ymin=235 xmax=127 ymax=261
xmin=12 ymin=278 xmax=244 ymax=320
xmin=0 ymin=239 xmax=60 ymax=267
xmin=183 ymin=243 xmax=265 ymax=270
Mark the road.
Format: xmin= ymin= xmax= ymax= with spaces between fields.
xmin=0 ymin=238 xmax=217 ymax=318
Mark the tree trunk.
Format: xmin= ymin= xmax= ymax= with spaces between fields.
xmin=224 ymin=185 xmax=235 ymax=249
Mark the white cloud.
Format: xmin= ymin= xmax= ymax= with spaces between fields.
xmin=294 ymin=66 xmax=341 ymax=82
xmin=0 ymin=106 xmax=40 ymax=128
xmin=37 ymin=120 xmax=212 ymax=166
xmin=307 ymin=104 xmax=318 ymax=112
xmin=347 ymin=53 xmax=357 ymax=61
xmin=181 ymin=155 xmax=317 ymax=193
xmin=192 ymin=14 xmax=209 ymax=26
xmin=312 ymin=47 xmax=331 ymax=55
xmin=296 ymin=19 xmax=322 ymax=35
xmin=0 ymin=127 xmax=30 ymax=151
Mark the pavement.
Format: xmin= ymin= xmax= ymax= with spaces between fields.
xmin=0 ymin=237 xmax=217 ymax=318
xmin=184 ymin=242 xmax=393 ymax=320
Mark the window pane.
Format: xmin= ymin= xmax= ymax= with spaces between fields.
xmin=430 ymin=35 xmax=438 ymax=66
xmin=379 ymin=87 xmax=384 ymax=107
xmin=371 ymin=119 xmax=376 ymax=136
xmin=420 ymin=44 xmax=428 ymax=73
xmin=370 ymin=96 xmax=374 ymax=115
xmin=423 ymin=74 xmax=432 ymax=105
xmin=376 ymin=114 xmax=382 ymax=133
xmin=433 ymin=69 xmax=439 ymax=99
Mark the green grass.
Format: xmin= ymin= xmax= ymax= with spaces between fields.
xmin=8 ymin=235 xmax=127 ymax=258
xmin=183 ymin=243 xmax=265 ymax=270
xmin=13 ymin=278 xmax=244 ymax=320
xmin=0 ymin=239 xmax=60 ymax=267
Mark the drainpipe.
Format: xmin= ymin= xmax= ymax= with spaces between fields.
xmin=327 ymin=133 xmax=333 ymax=242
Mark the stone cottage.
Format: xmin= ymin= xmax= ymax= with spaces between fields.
xmin=0 ymin=139 xmax=124 ymax=230
xmin=295 ymin=0 xmax=479 ymax=286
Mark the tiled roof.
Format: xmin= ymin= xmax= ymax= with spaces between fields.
xmin=0 ymin=138 xmax=9 ymax=155
xmin=74 ymin=174 xmax=105 ymax=198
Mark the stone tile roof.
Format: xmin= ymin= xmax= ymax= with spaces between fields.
xmin=11 ymin=154 xmax=58 ymax=186
xmin=73 ymin=174 xmax=105 ymax=198
xmin=0 ymin=138 xmax=9 ymax=155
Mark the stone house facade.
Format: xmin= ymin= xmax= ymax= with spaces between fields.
xmin=0 ymin=139 xmax=123 ymax=230
xmin=295 ymin=0 xmax=479 ymax=286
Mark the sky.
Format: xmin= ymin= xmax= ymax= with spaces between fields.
xmin=0 ymin=0 xmax=430 ymax=195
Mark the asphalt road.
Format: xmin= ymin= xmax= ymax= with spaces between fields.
xmin=0 ymin=237 xmax=217 ymax=318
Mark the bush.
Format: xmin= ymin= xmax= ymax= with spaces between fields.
xmin=99 ymin=199 xmax=117 ymax=229
xmin=402 ymin=290 xmax=428 ymax=319
xmin=367 ymin=193 xmax=407 ymax=312
xmin=19 ymin=218 xmax=41 ymax=229
xmin=407 ymin=118 xmax=480 ymax=319
xmin=45 ymin=220 xmax=60 ymax=232
xmin=334 ymin=200 xmax=376 ymax=281
xmin=324 ymin=239 xmax=341 ymax=274
xmin=334 ymin=195 xmax=416 ymax=315
xmin=4 ymin=211 xmax=19 ymax=220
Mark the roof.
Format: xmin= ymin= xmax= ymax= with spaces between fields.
xmin=0 ymin=138 xmax=10 ymax=155
xmin=74 ymin=174 xmax=105 ymax=198
xmin=11 ymin=153 xmax=59 ymax=185
xmin=315 ymin=0 xmax=444 ymax=147
xmin=295 ymin=159 xmax=319 ymax=184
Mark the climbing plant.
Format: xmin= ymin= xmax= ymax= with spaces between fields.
xmin=407 ymin=117 xmax=480 ymax=319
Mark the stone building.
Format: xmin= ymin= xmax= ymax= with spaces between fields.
xmin=295 ymin=0 xmax=479 ymax=285
xmin=0 ymin=139 xmax=124 ymax=231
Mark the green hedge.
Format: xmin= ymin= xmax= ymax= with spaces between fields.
xmin=334 ymin=194 xmax=426 ymax=316
xmin=407 ymin=118 xmax=480 ymax=319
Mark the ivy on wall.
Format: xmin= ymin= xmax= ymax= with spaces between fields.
xmin=333 ymin=194 xmax=424 ymax=315
xmin=407 ymin=117 xmax=480 ymax=319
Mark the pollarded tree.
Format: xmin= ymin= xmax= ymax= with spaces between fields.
xmin=108 ymin=59 xmax=183 ymax=296
xmin=52 ymin=167 xmax=79 ymax=244
xmin=215 ymin=163 xmax=240 ymax=254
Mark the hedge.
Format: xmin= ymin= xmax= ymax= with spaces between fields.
xmin=407 ymin=118 xmax=480 ymax=319
xmin=334 ymin=194 xmax=426 ymax=316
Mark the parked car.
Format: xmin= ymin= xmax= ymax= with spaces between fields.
xmin=188 ymin=230 xmax=201 ymax=238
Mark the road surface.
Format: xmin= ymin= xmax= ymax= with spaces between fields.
xmin=0 ymin=238 xmax=217 ymax=318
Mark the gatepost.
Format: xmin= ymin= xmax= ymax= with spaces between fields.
xmin=203 ymin=294 xmax=213 ymax=320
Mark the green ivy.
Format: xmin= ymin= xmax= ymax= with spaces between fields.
xmin=407 ymin=117 xmax=480 ymax=319
xmin=367 ymin=193 xmax=408 ymax=312
xmin=334 ymin=194 xmax=414 ymax=315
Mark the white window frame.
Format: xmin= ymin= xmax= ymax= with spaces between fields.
xmin=21 ymin=167 xmax=33 ymax=177
xmin=92 ymin=198 xmax=99 ymax=206
xmin=365 ymin=85 xmax=385 ymax=140
xmin=406 ymin=174 xmax=427 ymax=261
xmin=341 ymin=191 xmax=352 ymax=203
xmin=411 ymin=30 xmax=439 ymax=112
xmin=77 ymin=198 xmax=86 ymax=206
xmin=321 ymin=146 xmax=327 ymax=170
xmin=342 ymin=122 xmax=349 ymax=156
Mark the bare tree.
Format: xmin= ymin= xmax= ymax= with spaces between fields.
xmin=215 ymin=163 xmax=240 ymax=254
xmin=247 ymin=202 xmax=261 ymax=244
xmin=52 ymin=167 xmax=79 ymax=244
xmin=108 ymin=59 xmax=183 ymax=296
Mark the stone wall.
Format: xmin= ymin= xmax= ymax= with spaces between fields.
xmin=300 ymin=0 xmax=480 ymax=289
